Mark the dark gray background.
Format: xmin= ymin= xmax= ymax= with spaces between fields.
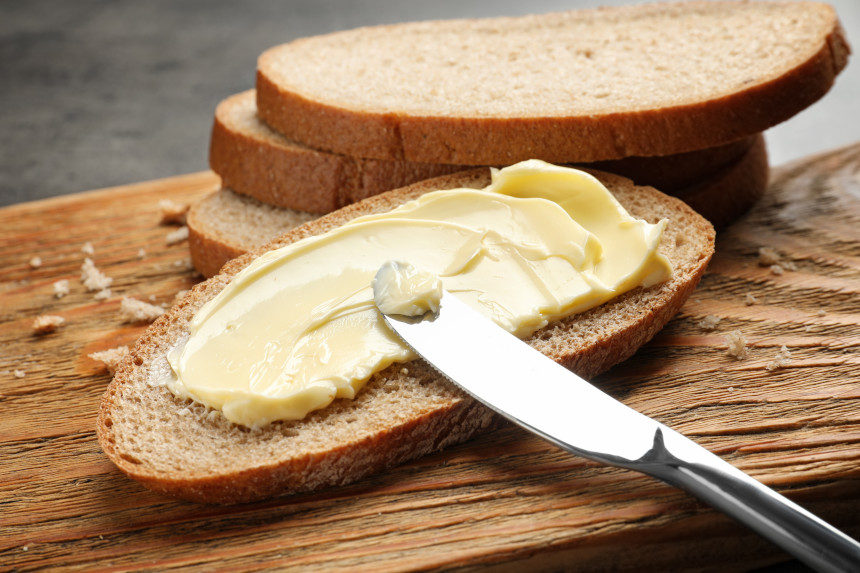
xmin=1 ymin=0 xmax=858 ymax=206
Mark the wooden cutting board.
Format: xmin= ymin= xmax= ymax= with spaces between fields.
xmin=1 ymin=145 xmax=858 ymax=571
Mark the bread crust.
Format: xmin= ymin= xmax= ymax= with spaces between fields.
xmin=188 ymin=137 xmax=761 ymax=278
xmin=211 ymin=91 xmax=755 ymax=215
xmin=675 ymin=134 xmax=769 ymax=229
xmin=210 ymin=92 xmax=464 ymax=214
xmin=99 ymin=169 xmax=715 ymax=504
xmin=256 ymin=2 xmax=848 ymax=164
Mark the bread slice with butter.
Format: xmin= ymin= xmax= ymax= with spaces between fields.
xmin=99 ymin=168 xmax=714 ymax=504
xmin=189 ymin=136 xmax=763 ymax=278
xmin=256 ymin=1 xmax=848 ymax=164
xmin=211 ymin=90 xmax=757 ymax=213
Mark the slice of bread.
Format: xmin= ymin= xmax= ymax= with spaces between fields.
xmin=189 ymin=136 xmax=763 ymax=278
xmin=675 ymin=134 xmax=769 ymax=229
xmin=212 ymin=90 xmax=756 ymax=213
xmin=99 ymin=169 xmax=715 ymax=504
xmin=210 ymin=91 xmax=464 ymax=213
xmin=257 ymin=1 xmax=848 ymax=164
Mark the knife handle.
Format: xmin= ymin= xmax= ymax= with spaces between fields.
xmin=640 ymin=427 xmax=860 ymax=573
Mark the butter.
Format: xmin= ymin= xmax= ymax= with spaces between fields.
xmin=168 ymin=160 xmax=672 ymax=427
xmin=372 ymin=261 xmax=442 ymax=318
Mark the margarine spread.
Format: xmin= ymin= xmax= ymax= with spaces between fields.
xmin=373 ymin=261 xmax=443 ymax=318
xmin=168 ymin=161 xmax=672 ymax=427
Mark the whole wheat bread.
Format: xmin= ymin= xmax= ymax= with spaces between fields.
xmin=189 ymin=136 xmax=761 ymax=278
xmin=210 ymin=91 xmax=463 ymax=213
xmin=212 ymin=90 xmax=756 ymax=213
xmin=257 ymin=1 xmax=848 ymax=164
xmin=99 ymin=169 xmax=714 ymax=504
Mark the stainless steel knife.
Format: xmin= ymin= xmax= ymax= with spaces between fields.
xmin=375 ymin=288 xmax=860 ymax=573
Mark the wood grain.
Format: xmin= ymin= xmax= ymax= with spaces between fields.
xmin=1 ymin=147 xmax=858 ymax=571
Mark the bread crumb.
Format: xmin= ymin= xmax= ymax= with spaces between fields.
xmin=137 ymin=248 xmax=146 ymax=259
xmin=120 ymin=297 xmax=165 ymax=323
xmin=53 ymin=279 xmax=70 ymax=298
xmin=805 ymin=325 xmax=816 ymax=332
xmin=22 ymin=545 xmax=28 ymax=551
xmin=816 ymin=309 xmax=826 ymax=316
xmin=81 ymin=242 xmax=95 ymax=256
xmin=744 ymin=293 xmax=758 ymax=306
xmin=770 ymin=264 xmax=784 ymax=275
xmin=698 ymin=315 xmax=721 ymax=331
xmin=94 ymin=288 xmax=112 ymax=301
xmin=173 ymin=289 xmax=189 ymax=304
xmin=89 ymin=346 xmax=130 ymax=374
xmin=159 ymin=199 xmax=189 ymax=225
xmin=32 ymin=315 xmax=64 ymax=334
xmin=400 ymin=367 xmax=409 ymax=375
xmin=148 ymin=294 xmax=157 ymax=302
xmin=80 ymin=258 xmax=113 ymax=292
xmin=166 ymin=226 xmax=189 ymax=245
xmin=782 ymin=260 xmax=798 ymax=271
xmin=29 ymin=256 xmax=42 ymax=268
xmin=724 ymin=330 xmax=748 ymax=360
xmin=758 ymin=247 xmax=780 ymax=266
xmin=14 ymin=369 xmax=26 ymax=378
xmin=765 ymin=345 xmax=792 ymax=371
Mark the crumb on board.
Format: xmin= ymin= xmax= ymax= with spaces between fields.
xmin=724 ymin=330 xmax=748 ymax=360
xmin=81 ymin=242 xmax=95 ymax=256
xmin=89 ymin=346 xmax=130 ymax=374
xmin=53 ymin=279 xmax=70 ymax=298
xmin=80 ymin=258 xmax=112 ymax=292
xmin=744 ymin=293 xmax=758 ymax=306
xmin=159 ymin=199 xmax=189 ymax=225
xmin=166 ymin=226 xmax=189 ymax=245
xmin=120 ymin=297 xmax=165 ymax=323
xmin=14 ymin=369 xmax=26 ymax=378
xmin=137 ymin=248 xmax=146 ymax=259
xmin=770 ymin=264 xmax=784 ymax=275
xmin=765 ymin=345 xmax=792 ymax=371
xmin=29 ymin=256 xmax=42 ymax=269
xmin=32 ymin=315 xmax=64 ymax=334
xmin=816 ymin=309 xmax=826 ymax=316
xmin=698 ymin=315 xmax=721 ymax=331
xmin=94 ymin=288 xmax=112 ymax=301
xmin=758 ymin=247 xmax=781 ymax=266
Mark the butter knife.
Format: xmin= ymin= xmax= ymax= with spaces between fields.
xmin=375 ymin=289 xmax=860 ymax=573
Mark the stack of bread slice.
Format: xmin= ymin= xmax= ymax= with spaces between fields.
xmin=98 ymin=1 xmax=850 ymax=504
xmin=188 ymin=0 xmax=848 ymax=278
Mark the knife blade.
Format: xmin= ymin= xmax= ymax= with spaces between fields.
xmin=376 ymin=288 xmax=860 ymax=573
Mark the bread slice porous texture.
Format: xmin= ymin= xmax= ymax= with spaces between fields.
xmin=188 ymin=136 xmax=761 ymax=278
xmin=99 ymin=169 xmax=715 ymax=504
xmin=257 ymin=1 xmax=848 ymax=164
xmin=187 ymin=190 xmax=317 ymax=278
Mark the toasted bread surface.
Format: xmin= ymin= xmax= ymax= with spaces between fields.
xmin=257 ymin=1 xmax=848 ymax=164
xmin=99 ymin=169 xmax=714 ymax=504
